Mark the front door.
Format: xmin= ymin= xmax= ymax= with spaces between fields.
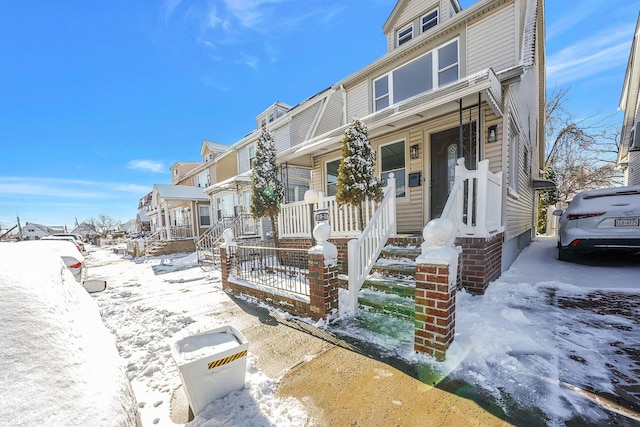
xmin=430 ymin=123 xmax=476 ymax=218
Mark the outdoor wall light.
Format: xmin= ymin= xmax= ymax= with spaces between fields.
xmin=410 ymin=144 xmax=420 ymax=159
xmin=487 ymin=125 xmax=498 ymax=143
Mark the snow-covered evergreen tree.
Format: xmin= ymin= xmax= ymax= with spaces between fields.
xmin=336 ymin=118 xmax=383 ymax=229
xmin=250 ymin=126 xmax=284 ymax=242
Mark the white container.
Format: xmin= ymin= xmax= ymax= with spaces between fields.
xmin=171 ymin=325 xmax=249 ymax=416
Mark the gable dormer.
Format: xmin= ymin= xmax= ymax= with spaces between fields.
xmin=383 ymin=0 xmax=462 ymax=52
xmin=200 ymin=140 xmax=228 ymax=162
xmin=256 ymin=101 xmax=292 ymax=129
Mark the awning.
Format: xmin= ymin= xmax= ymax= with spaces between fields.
xmin=532 ymin=178 xmax=556 ymax=190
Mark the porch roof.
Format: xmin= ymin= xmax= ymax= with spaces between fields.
xmin=205 ymin=170 xmax=252 ymax=195
xmin=153 ymin=184 xmax=209 ymax=201
xmin=278 ymin=68 xmax=503 ymax=169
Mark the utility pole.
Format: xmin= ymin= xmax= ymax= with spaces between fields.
xmin=16 ymin=216 xmax=22 ymax=241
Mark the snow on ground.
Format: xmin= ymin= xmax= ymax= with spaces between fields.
xmin=3 ymin=237 xmax=638 ymax=426
xmin=86 ymin=248 xmax=309 ymax=426
xmin=332 ymin=237 xmax=640 ymax=426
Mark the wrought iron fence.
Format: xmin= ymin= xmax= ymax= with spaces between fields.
xmin=228 ymin=245 xmax=309 ymax=296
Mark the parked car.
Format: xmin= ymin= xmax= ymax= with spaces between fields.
xmin=553 ymin=185 xmax=640 ymax=261
xmin=0 ymin=243 xmax=140 ymax=426
xmin=41 ymin=234 xmax=85 ymax=253
xmin=21 ymin=239 xmax=85 ymax=281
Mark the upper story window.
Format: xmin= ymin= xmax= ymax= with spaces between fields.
xmin=373 ymin=39 xmax=459 ymax=112
xmin=397 ymin=24 xmax=413 ymax=47
xmin=248 ymin=145 xmax=255 ymax=168
xmin=421 ymin=9 xmax=438 ymax=33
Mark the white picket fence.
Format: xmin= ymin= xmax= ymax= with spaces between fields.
xmin=279 ymin=190 xmax=380 ymax=239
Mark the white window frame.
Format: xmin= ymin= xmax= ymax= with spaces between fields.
xmin=248 ymin=145 xmax=255 ymax=168
xmin=379 ymin=140 xmax=407 ymax=199
xmin=199 ymin=205 xmax=211 ymax=227
xmin=396 ymin=23 xmax=413 ymax=47
xmin=373 ymin=38 xmax=459 ymax=112
xmin=421 ymin=9 xmax=438 ymax=33
xmin=509 ymin=120 xmax=520 ymax=194
xmin=285 ymin=186 xmax=299 ymax=203
xmin=325 ymin=158 xmax=341 ymax=197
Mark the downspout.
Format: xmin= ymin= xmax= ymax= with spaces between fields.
xmin=341 ymin=84 xmax=347 ymax=124
xmin=192 ymin=200 xmax=199 ymax=242
xmin=458 ymin=99 xmax=463 ymax=158
xmin=478 ymin=92 xmax=482 ymax=162
xmin=164 ymin=200 xmax=172 ymax=240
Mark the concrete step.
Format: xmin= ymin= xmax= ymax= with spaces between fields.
xmin=358 ymin=288 xmax=415 ymax=320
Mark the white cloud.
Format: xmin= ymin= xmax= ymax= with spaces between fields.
xmin=0 ymin=177 xmax=150 ymax=200
xmin=127 ymin=160 xmax=165 ymax=173
xmin=547 ymin=25 xmax=633 ymax=86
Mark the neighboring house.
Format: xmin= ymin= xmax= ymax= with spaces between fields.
xmin=274 ymin=0 xmax=545 ymax=286
xmin=170 ymin=162 xmax=201 ymax=185
xmin=205 ymin=100 xmax=316 ymax=238
xmin=617 ymin=13 xmax=640 ymax=186
xmin=135 ymin=192 xmax=152 ymax=234
xmin=70 ymin=222 xmax=97 ymax=241
xmin=144 ymin=184 xmax=214 ymax=255
xmin=20 ymin=223 xmax=53 ymax=240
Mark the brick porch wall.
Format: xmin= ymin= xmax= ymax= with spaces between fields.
xmin=220 ymin=245 xmax=338 ymax=321
xmin=456 ymin=232 xmax=503 ymax=295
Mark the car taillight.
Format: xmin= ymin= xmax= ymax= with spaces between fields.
xmin=69 ymin=262 xmax=82 ymax=269
xmin=566 ymin=212 xmax=605 ymax=220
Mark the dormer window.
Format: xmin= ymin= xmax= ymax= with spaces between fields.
xmin=422 ymin=9 xmax=438 ymax=33
xmin=269 ymin=113 xmax=274 ymax=123
xmin=261 ymin=118 xmax=267 ymax=128
xmin=397 ymin=24 xmax=413 ymax=47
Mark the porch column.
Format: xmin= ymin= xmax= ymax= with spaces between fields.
xmin=307 ymin=223 xmax=339 ymax=321
xmin=414 ymin=218 xmax=459 ymax=361
xmin=163 ymin=200 xmax=172 ymax=240
xmin=219 ymin=229 xmax=236 ymax=292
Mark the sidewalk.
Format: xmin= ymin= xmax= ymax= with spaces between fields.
xmin=169 ymin=295 xmax=522 ymax=426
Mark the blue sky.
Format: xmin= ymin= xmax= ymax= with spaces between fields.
xmin=1 ymin=0 xmax=639 ymax=231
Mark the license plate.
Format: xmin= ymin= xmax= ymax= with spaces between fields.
xmin=615 ymin=218 xmax=639 ymax=227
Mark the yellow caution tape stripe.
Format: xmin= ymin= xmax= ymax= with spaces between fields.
xmin=208 ymin=349 xmax=248 ymax=370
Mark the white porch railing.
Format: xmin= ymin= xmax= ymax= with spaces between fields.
xmin=346 ymin=174 xmax=396 ymax=312
xmin=441 ymin=158 xmax=503 ymax=238
xmin=169 ymin=225 xmax=193 ymax=240
xmin=279 ymin=191 xmax=380 ymax=239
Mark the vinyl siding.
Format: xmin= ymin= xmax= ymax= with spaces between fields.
xmin=484 ymin=107 xmax=503 ymax=173
xmin=274 ymin=125 xmax=291 ymax=152
xmin=238 ymin=146 xmax=251 ymax=174
xmin=346 ymin=80 xmax=369 ymax=120
xmin=291 ymin=103 xmax=321 ymax=146
xmin=629 ymin=151 xmax=640 ymax=185
xmin=215 ymin=152 xmax=238 ymax=183
xmin=504 ymin=67 xmax=538 ymax=242
xmin=314 ymin=90 xmax=345 ymax=137
xmin=467 ymin=3 xmax=517 ymax=75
